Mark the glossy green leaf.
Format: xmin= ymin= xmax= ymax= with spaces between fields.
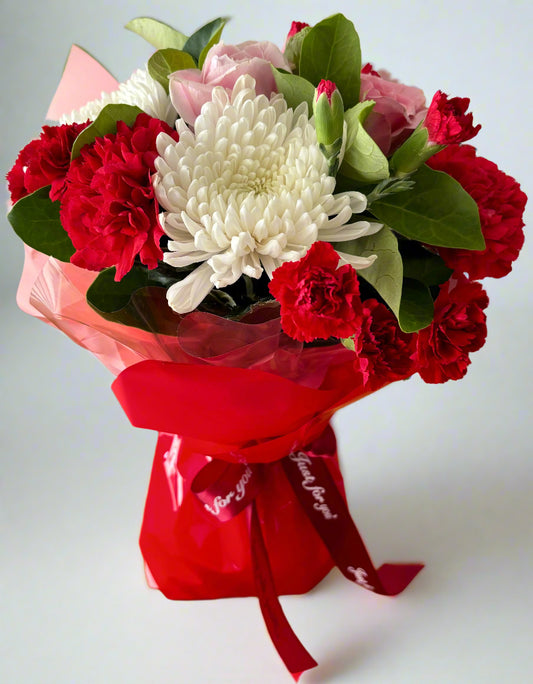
xmin=7 ymin=186 xmax=74 ymax=261
xmin=125 ymin=17 xmax=188 ymax=50
xmin=71 ymin=104 xmax=143 ymax=158
xmin=271 ymin=69 xmax=315 ymax=112
xmin=299 ymin=13 xmax=361 ymax=108
xmin=398 ymin=278 xmax=434 ymax=333
xmin=401 ymin=242 xmax=453 ymax=286
xmin=148 ymin=49 xmax=197 ymax=92
xmin=371 ymin=164 xmax=485 ymax=250
xmin=86 ymin=264 xmax=182 ymax=334
xmin=333 ymin=226 xmax=402 ymax=317
xmin=183 ymin=17 xmax=229 ymax=65
xmin=341 ymin=101 xmax=390 ymax=183
xmin=87 ymin=264 xmax=176 ymax=311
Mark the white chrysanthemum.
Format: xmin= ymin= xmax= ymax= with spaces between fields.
xmin=60 ymin=69 xmax=177 ymax=127
xmin=154 ymin=74 xmax=382 ymax=314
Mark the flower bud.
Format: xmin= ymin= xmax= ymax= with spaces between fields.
xmin=283 ymin=21 xmax=311 ymax=72
xmin=313 ymin=80 xmax=344 ymax=147
xmin=391 ymin=91 xmax=481 ymax=176
xmin=284 ymin=21 xmax=310 ymax=45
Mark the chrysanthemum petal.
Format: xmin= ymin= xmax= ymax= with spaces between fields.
xmin=154 ymin=75 xmax=375 ymax=313
xmin=60 ymin=69 xmax=176 ymax=127
xmin=166 ymin=262 xmax=215 ymax=313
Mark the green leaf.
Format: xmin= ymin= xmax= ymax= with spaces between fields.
xmin=87 ymin=263 xmax=177 ymax=311
xmin=371 ymin=164 xmax=485 ymax=250
xmin=398 ymin=278 xmax=434 ymax=333
xmin=7 ymin=186 xmax=74 ymax=261
xmin=183 ymin=17 xmax=229 ymax=65
xmin=86 ymin=264 xmax=182 ymax=334
xmin=400 ymin=242 xmax=453 ymax=286
xmin=341 ymin=101 xmax=390 ymax=183
xmin=125 ymin=17 xmax=188 ymax=50
xmin=147 ymin=49 xmax=197 ymax=92
xmin=271 ymin=68 xmax=315 ymax=112
xmin=299 ymin=13 xmax=361 ymax=108
xmin=71 ymin=104 xmax=144 ymax=158
xmin=198 ymin=18 xmax=228 ymax=68
xmin=332 ymin=226 xmax=402 ymax=317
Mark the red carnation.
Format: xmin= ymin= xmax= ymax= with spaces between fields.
xmin=416 ymin=273 xmax=489 ymax=384
xmin=7 ymin=121 xmax=89 ymax=203
xmin=60 ymin=113 xmax=179 ymax=280
xmin=428 ymin=145 xmax=527 ymax=279
xmin=269 ymin=241 xmax=364 ymax=343
xmin=424 ymin=91 xmax=481 ymax=145
xmin=359 ymin=299 xmax=418 ymax=384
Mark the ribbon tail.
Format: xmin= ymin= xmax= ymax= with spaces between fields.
xmin=250 ymin=502 xmax=317 ymax=681
xmin=282 ymin=439 xmax=423 ymax=597
xmin=377 ymin=563 xmax=424 ymax=595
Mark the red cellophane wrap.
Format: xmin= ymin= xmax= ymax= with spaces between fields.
xmin=17 ymin=247 xmax=374 ymax=597
xmin=18 ymin=248 xmax=422 ymax=678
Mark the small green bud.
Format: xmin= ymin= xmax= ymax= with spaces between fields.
xmin=313 ymin=80 xmax=344 ymax=146
xmin=390 ymin=125 xmax=444 ymax=177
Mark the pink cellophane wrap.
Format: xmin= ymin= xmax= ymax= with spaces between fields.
xmin=46 ymin=45 xmax=119 ymax=121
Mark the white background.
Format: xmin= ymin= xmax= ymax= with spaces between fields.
xmin=1 ymin=1 xmax=532 ymax=682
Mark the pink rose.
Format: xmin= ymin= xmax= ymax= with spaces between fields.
xmin=169 ymin=41 xmax=291 ymax=125
xmin=360 ymin=65 xmax=427 ymax=155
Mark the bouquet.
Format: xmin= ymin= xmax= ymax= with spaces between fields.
xmin=7 ymin=13 xmax=527 ymax=680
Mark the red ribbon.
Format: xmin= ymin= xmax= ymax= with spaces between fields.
xmin=189 ymin=426 xmax=423 ymax=679
xmin=281 ymin=426 xmax=424 ymax=596
xmin=191 ymin=459 xmax=263 ymax=522
xmin=191 ymin=458 xmax=317 ymax=680
xmin=112 ymin=361 xmax=422 ymax=678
